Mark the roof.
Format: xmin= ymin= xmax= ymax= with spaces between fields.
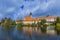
xmin=16 ymin=16 xmax=57 ymax=22
xmin=25 ymin=16 xmax=34 ymax=20
xmin=38 ymin=16 xmax=57 ymax=19
xmin=34 ymin=18 xmax=40 ymax=22
xmin=16 ymin=16 xmax=35 ymax=22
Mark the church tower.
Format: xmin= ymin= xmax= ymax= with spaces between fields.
xmin=29 ymin=12 xmax=32 ymax=17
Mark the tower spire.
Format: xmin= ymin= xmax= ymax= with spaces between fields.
xmin=29 ymin=12 xmax=32 ymax=17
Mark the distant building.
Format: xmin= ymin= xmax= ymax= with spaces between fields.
xmin=16 ymin=12 xmax=40 ymax=24
xmin=16 ymin=13 xmax=57 ymax=34
xmin=16 ymin=13 xmax=57 ymax=25
xmin=38 ymin=16 xmax=57 ymax=25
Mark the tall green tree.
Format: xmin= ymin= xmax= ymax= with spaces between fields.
xmin=55 ymin=23 xmax=60 ymax=35
xmin=40 ymin=19 xmax=47 ymax=33
xmin=54 ymin=17 xmax=60 ymax=35
xmin=56 ymin=17 xmax=60 ymax=23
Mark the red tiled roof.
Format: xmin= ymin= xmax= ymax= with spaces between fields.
xmin=16 ymin=16 xmax=57 ymax=22
xmin=38 ymin=16 xmax=57 ymax=19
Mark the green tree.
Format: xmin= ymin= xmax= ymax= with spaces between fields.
xmin=31 ymin=22 xmax=37 ymax=32
xmin=56 ymin=17 xmax=60 ymax=23
xmin=40 ymin=19 xmax=46 ymax=25
xmin=40 ymin=19 xmax=47 ymax=33
xmin=54 ymin=17 xmax=60 ymax=35
xmin=55 ymin=23 xmax=60 ymax=35
xmin=16 ymin=22 xmax=23 ymax=32
xmin=0 ymin=17 xmax=16 ymax=40
xmin=37 ymin=22 xmax=41 ymax=32
xmin=1 ymin=17 xmax=16 ymax=32
xmin=31 ymin=22 xmax=37 ymax=27
xmin=37 ymin=22 xmax=41 ymax=27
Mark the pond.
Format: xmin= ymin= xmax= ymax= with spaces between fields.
xmin=0 ymin=26 xmax=60 ymax=40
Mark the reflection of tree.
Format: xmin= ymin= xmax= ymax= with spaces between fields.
xmin=55 ymin=17 xmax=60 ymax=35
xmin=55 ymin=23 xmax=60 ymax=35
xmin=37 ymin=22 xmax=41 ymax=31
xmin=31 ymin=22 xmax=37 ymax=31
xmin=40 ymin=19 xmax=47 ymax=33
xmin=16 ymin=23 xmax=23 ymax=33
xmin=0 ymin=17 xmax=16 ymax=39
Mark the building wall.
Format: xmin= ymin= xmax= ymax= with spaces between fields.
xmin=23 ymin=21 xmax=34 ymax=24
xmin=46 ymin=18 xmax=55 ymax=22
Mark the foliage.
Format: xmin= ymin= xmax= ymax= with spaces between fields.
xmin=37 ymin=22 xmax=41 ymax=27
xmin=0 ymin=17 xmax=16 ymax=32
xmin=16 ymin=23 xmax=23 ymax=32
xmin=16 ymin=23 xmax=23 ymax=27
xmin=41 ymin=24 xmax=47 ymax=33
xmin=55 ymin=23 xmax=60 ymax=31
xmin=40 ymin=19 xmax=47 ymax=33
xmin=55 ymin=23 xmax=60 ymax=35
xmin=31 ymin=22 xmax=37 ymax=27
xmin=40 ymin=19 xmax=46 ymax=25
xmin=56 ymin=17 xmax=60 ymax=23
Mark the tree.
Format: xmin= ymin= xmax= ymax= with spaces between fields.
xmin=54 ymin=17 xmax=60 ymax=35
xmin=37 ymin=22 xmax=41 ymax=32
xmin=40 ymin=19 xmax=47 ymax=33
xmin=55 ymin=23 xmax=60 ymax=35
xmin=16 ymin=22 xmax=23 ymax=32
xmin=31 ymin=22 xmax=37 ymax=32
xmin=40 ymin=19 xmax=46 ymax=25
xmin=37 ymin=22 xmax=41 ymax=27
xmin=0 ymin=17 xmax=16 ymax=40
xmin=31 ymin=22 xmax=37 ymax=27
xmin=0 ymin=17 xmax=16 ymax=34
xmin=56 ymin=17 xmax=60 ymax=23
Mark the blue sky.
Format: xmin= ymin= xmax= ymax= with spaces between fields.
xmin=0 ymin=0 xmax=60 ymax=20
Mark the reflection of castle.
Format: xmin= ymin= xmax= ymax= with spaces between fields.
xmin=16 ymin=12 xmax=57 ymax=25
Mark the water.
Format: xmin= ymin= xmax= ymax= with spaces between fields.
xmin=0 ymin=26 xmax=60 ymax=40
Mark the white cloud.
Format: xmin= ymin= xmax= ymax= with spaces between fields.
xmin=31 ymin=6 xmax=40 ymax=13
xmin=5 ymin=7 xmax=15 ymax=13
xmin=0 ymin=13 xmax=3 ymax=18
xmin=0 ymin=0 xmax=58 ymax=20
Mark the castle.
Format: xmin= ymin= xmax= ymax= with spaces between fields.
xmin=16 ymin=13 xmax=57 ymax=25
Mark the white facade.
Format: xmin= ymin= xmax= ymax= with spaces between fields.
xmin=23 ymin=21 xmax=34 ymax=24
xmin=46 ymin=18 xmax=55 ymax=22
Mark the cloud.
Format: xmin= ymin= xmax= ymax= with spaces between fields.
xmin=0 ymin=0 xmax=60 ymax=20
xmin=32 ymin=0 xmax=56 ymax=15
xmin=0 ymin=13 xmax=3 ymax=18
xmin=13 ymin=0 xmax=57 ymax=20
xmin=5 ymin=7 xmax=15 ymax=13
xmin=24 ymin=0 xmax=34 ymax=1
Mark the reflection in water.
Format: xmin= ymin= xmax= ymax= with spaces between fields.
xmin=0 ymin=27 xmax=7 ymax=40
xmin=0 ymin=26 xmax=60 ymax=40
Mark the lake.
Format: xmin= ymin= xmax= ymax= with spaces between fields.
xmin=0 ymin=26 xmax=60 ymax=40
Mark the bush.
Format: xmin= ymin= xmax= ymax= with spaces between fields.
xmin=55 ymin=23 xmax=60 ymax=35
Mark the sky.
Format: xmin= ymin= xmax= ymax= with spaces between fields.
xmin=0 ymin=0 xmax=60 ymax=20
